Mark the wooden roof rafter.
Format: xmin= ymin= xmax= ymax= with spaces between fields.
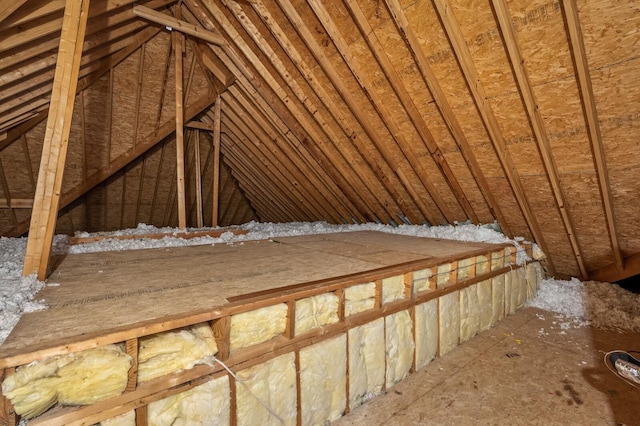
xmin=428 ymin=0 xmax=556 ymax=276
xmin=491 ymin=0 xmax=587 ymax=278
xmin=186 ymin=0 xmax=388 ymax=223
xmin=561 ymin=0 xmax=623 ymax=272
xmin=217 ymin=0 xmax=411 ymax=224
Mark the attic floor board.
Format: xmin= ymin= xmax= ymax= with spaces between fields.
xmin=335 ymin=307 xmax=640 ymax=426
xmin=0 ymin=231 xmax=503 ymax=362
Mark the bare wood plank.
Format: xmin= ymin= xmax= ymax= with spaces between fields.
xmin=0 ymin=198 xmax=33 ymax=209
xmin=194 ymin=129 xmax=204 ymax=227
xmin=212 ymin=316 xmax=230 ymax=361
xmin=133 ymin=5 xmax=225 ymax=45
xmin=427 ymin=0 xmax=556 ymax=275
xmin=562 ymin=0 xmax=623 ymax=270
xmin=187 ymin=120 xmax=215 ymax=131
xmin=491 ymin=0 xmax=586 ymax=278
xmin=212 ymin=97 xmax=221 ymax=227
xmin=0 ymin=0 xmax=27 ymax=28
xmin=125 ymin=338 xmax=139 ymax=392
xmin=22 ymin=0 xmax=91 ymax=280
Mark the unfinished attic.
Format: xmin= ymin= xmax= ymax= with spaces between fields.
xmin=0 ymin=0 xmax=639 ymax=424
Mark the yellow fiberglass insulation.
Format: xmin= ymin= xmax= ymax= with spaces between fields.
xmin=147 ymin=376 xmax=230 ymax=426
xmin=300 ymin=335 xmax=347 ymax=425
xmin=385 ymin=310 xmax=414 ymax=387
xmin=438 ymin=291 xmax=460 ymax=356
xmin=230 ymin=304 xmax=288 ymax=351
xmin=344 ymin=282 xmax=375 ymax=316
xmin=100 ymin=410 xmax=136 ymax=426
xmin=137 ymin=322 xmax=218 ymax=383
xmin=236 ymin=353 xmax=297 ymax=426
xmin=415 ymin=299 xmax=438 ymax=369
xmin=295 ymin=293 xmax=339 ymax=335
xmin=382 ymin=275 xmax=404 ymax=304
xmin=2 ymin=344 xmax=132 ymax=419
xmin=491 ymin=274 xmax=506 ymax=324
xmin=348 ymin=318 xmax=385 ymax=409
xmin=412 ymin=268 xmax=432 ymax=293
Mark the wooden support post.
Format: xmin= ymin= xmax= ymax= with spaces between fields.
xmin=194 ymin=130 xmax=204 ymax=228
xmin=212 ymin=96 xmax=221 ymax=227
xmin=174 ymin=18 xmax=187 ymax=230
xmin=125 ymin=338 xmax=139 ymax=392
xmin=22 ymin=0 xmax=90 ymax=280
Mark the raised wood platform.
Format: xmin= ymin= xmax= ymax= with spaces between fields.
xmin=0 ymin=231 xmax=509 ymax=367
xmin=0 ymin=231 xmax=538 ymax=426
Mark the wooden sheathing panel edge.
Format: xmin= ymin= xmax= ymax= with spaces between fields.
xmin=0 ymin=244 xmax=540 ymax=426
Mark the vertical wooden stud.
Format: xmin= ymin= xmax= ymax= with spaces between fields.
xmin=125 ymin=338 xmax=139 ymax=392
xmin=212 ymin=316 xmax=231 ymax=361
xmin=194 ymin=129 xmax=204 ymax=227
xmin=212 ymin=97 xmax=221 ymax=227
xmin=174 ymin=20 xmax=187 ymax=229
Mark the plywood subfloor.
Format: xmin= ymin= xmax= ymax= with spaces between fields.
xmin=0 ymin=231 xmax=503 ymax=361
xmin=335 ymin=307 xmax=640 ymax=426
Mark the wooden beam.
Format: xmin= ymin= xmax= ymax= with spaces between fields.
xmin=590 ymin=252 xmax=640 ymax=283
xmin=426 ymin=0 xmax=556 ymax=275
xmin=174 ymin=15 xmax=187 ymax=229
xmin=187 ymin=120 xmax=215 ymax=131
xmin=133 ymin=5 xmax=225 ymax=45
xmin=22 ymin=0 xmax=90 ymax=279
xmin=6 ymin=92 xmax=218 ymax=238
xmin=492 ymin=0 xmax=587 ymax=278
xmin=562 ymin=0 xmax=623 ymax=271
xmin=0 ymin=199 xmax=33 ymax=209
xmin=212 ymin=97 xmax=221 ymax=227
xmin=0 ymin=0 xmax=28 ymax=27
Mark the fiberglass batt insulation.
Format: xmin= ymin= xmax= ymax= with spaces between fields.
xmin=526 ymin=262 xmax=544 ymax=299
xmin=385 ymin=310 xmax=414 ymax=387
xmin=459 ymin=280 xmax=492 ymax=343
xmin=438 ymin=291 xmax=460 ymax=356
xmin=505 ymin=268 xmax=526 ymax=315
xmin=147 ymin=376 xmax=230 ymax=426
xmin=138 ymin=322 xmax=218 ymax=383
xmin=382 ymin=275 xmax=404 ymax=304
xmin=436 ymin=263 xmax=452 ymax=288
xmin=415 ymin=299 xmax=438 ymax=369
xmin=491 ymin=274 xmax=506 ymax=325
xmin=300 ymin=335 xmax=347 ymax=425
xmin=457 ymin=258 xmax=474 ymax=280
xmin=295 ymin=293 xmax=339 ymax=335
xmin=236 ymin=352 xmax=297 ymax=426
xmin=344 ymin=282 xmax=375 ymax=316
xmin=348 ymin=318 xmax=385 ymax=409
xmin=2 ymin=344 xmax=132 ymax=419
xmin=100 ymin=410 xmax=136 ymax=426
xmin=230 ymin=304 xmax=288 ymax=351
xmin=412 ymin=268 xmax=432 ymax=293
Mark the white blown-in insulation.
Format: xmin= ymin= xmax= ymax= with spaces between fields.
xmin=414 ymin=299 xmax=438 ymax=369
xmin=2 ymin=344 xmax=132 ymax=419
xmin=300 ymin=335 xmax=347 ymax=425
xmin=412 ymin=268 xmax=432 ymax=293
xmin=492 ymin=275 xmax=506 ymax=324
xmin=344 ymin=282 xmax=376 ymax=316
xmin=230 ymin=304 xmax=288 ymax=351
xmin=348 ymin=319 xmax=385 ymax=409
xmin=438 ymin=291 xmax=460 ymax=356
xmin=100 ymin=410 xmax=136 ymax=426
xmin=236 ymin=353 xmax=296 ymax=426
xmin=385 ymin=310 xmax=414 ymax=388
xmin=295 ymin=293 xmax=339 ymax=335
xmin=382 ymin=275 xmax=405 ymax=304
xmin=436 ymin=263 xmax=451 ymax=288
xmin=138 ymin=323 xmax=218 ymax=383
xmin=147 ymin=376 xmax=229 ymax=426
